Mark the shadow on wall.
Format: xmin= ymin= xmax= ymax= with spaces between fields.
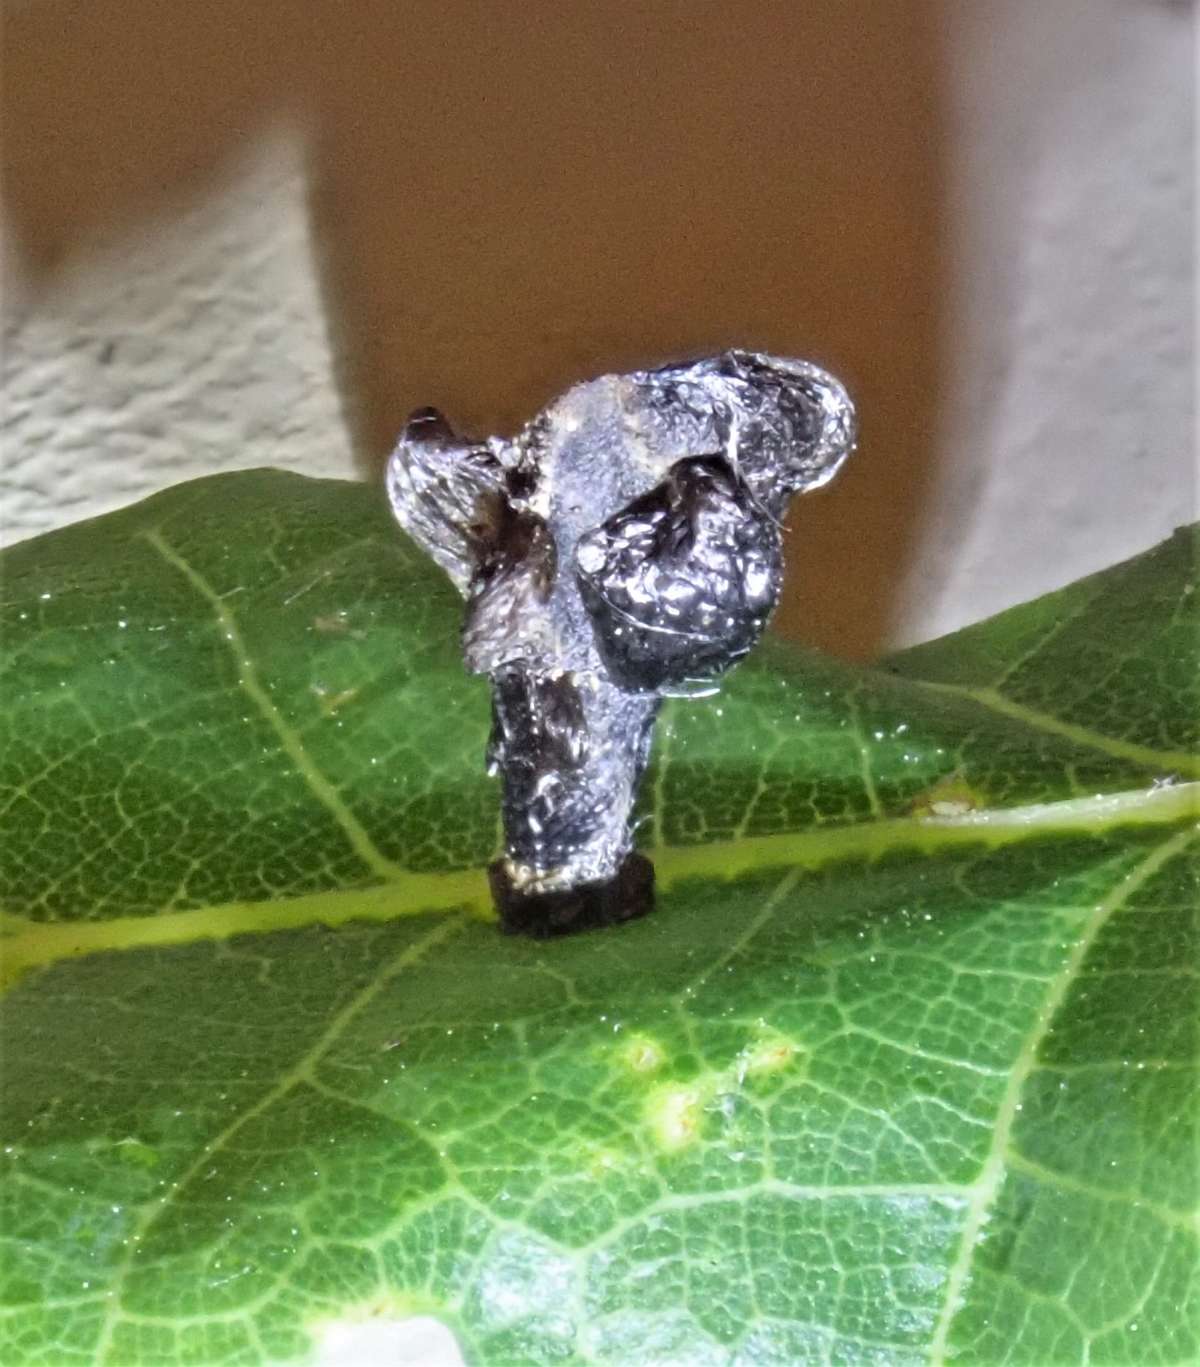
xmin=1 ymin=0 xmax=944 ymax=660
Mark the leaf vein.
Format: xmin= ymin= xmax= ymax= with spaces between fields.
xmin=89 ymin=914 xmax=465 ymax=1363
xmin=1005 ymin=1151 xmax=1197 ymax=1233
xmin=140 ymin=528 xmax=405 ymax=881
xmin=919 ymin=682 xmax=1200 ymax=778
xmin=924 ymin=825 xmax=1199 ymax=1365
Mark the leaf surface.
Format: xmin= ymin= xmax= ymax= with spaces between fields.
xmin=2 ymin=474 xmax=1196 ymax=1366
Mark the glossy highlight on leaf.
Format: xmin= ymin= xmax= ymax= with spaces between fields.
xmin=1 ymin=473 xmax=1196 ymax=1366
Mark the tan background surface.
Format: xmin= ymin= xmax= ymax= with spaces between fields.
xmin=2 ymin=0 xmax=940 ymax=658
xmin=3 ymin=1 xmax=1191 ymax=660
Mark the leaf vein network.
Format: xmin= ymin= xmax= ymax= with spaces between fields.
xmin=140 ymin=528 xmax=406 ymax=881
xmin=924 ymin=826 xmax=1198 ymax=1364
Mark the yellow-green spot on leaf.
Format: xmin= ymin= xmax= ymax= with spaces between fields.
xmin=646 ymin=1083 xmax=709 ymax=1152
xmin=581 ymin=1144 xmax=629 ymax=1179
xmin=620 ymin=1034 xmax=666 ymax=1075
xmin=909 ymin=770 xmax=985 ymax=819
xmin=737 ymin=1029 xmax=802 ymax=1079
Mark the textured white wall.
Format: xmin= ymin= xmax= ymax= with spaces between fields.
xmin=0 ymin=134 xmax=354 ymax=543
xmin=892 ymin=0 xmax=1194 ymax=643
xmin=1 ymin=2 xmax=1193 ymax=650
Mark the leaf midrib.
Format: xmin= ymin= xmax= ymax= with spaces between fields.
xmin=3 ymin=783 xmax=1196 ymax=988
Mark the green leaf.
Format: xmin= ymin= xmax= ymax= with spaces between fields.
xmin=2 ymin=472 xmax=1196 ymax=1367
